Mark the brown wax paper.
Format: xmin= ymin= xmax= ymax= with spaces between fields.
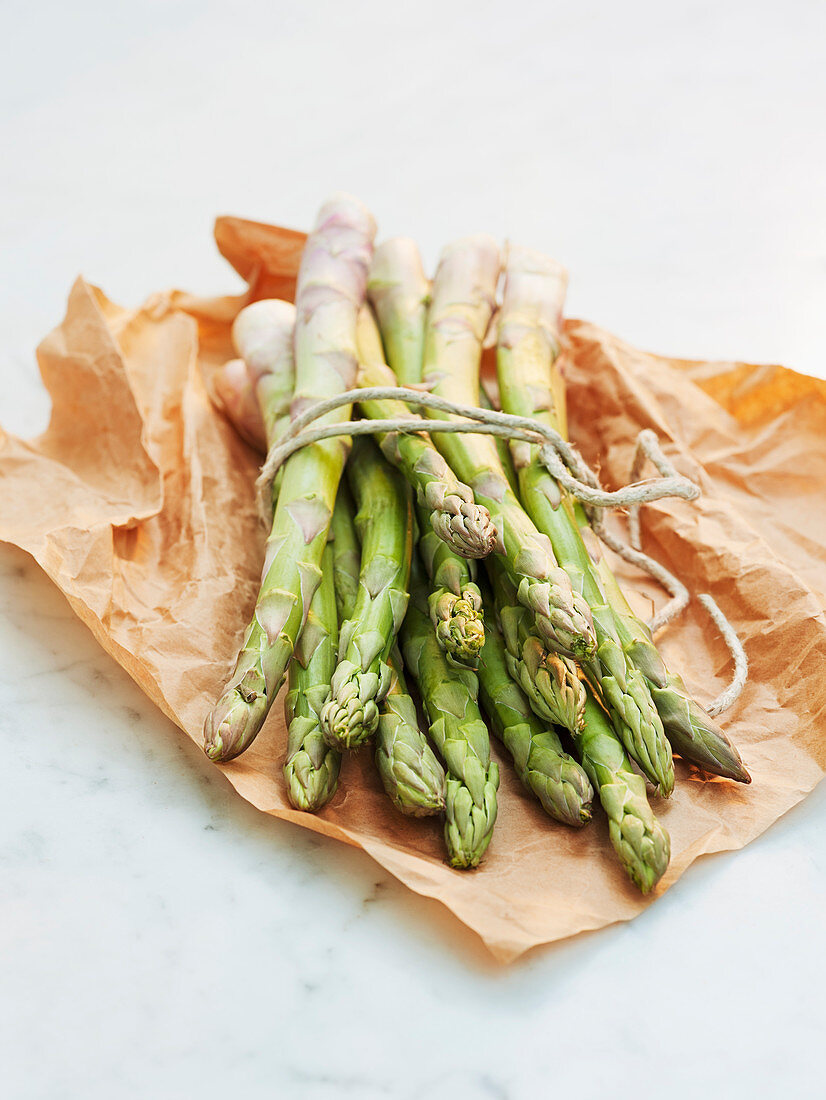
xmin=2 ymin=217 xmax=826 ymax=964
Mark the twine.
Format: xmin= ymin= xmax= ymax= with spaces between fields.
xmin=625 ymin=429 xmax=747 ymax=716
xmin=259 ymin=387 xmax=700 ymax=509
xmin=258 ymin=386 xmax=746 ymax=716
xmin=697 ymin=595 xmax=749 ymax=716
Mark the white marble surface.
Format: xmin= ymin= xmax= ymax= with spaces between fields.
xmin=2 ymin=2 xmax=826 ymax=1096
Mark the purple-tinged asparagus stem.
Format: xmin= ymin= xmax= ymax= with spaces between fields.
xmin=204 ymin=194 xmax=376 ymax=762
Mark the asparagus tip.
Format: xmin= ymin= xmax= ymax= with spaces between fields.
xmin=320 ymin=660 xmax=388 ymax=750
xmin=203 ymin=687 xmax=268 ymax=762
xmin=658 ymin=772 xmax=676 ymax=799
xmin=432 ymin=502 xmax=497 ymax=560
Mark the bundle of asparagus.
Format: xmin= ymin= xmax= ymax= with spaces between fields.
xmin=205 ymin=192 xmax=749 ymax=894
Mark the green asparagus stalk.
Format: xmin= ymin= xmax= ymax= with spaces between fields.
xmin=214 ymin=299 xmax=344 ymax=807
xmin=475 ymin=581 xmax=593 ymax=827
xmin=486 ymin=556 xmax=586 ymax=734
xmin=320 ymin=438 xmax=413 ymax=749
xmin=330 ymin=481 xmax=362 ymax=623
xmin=204 ymin=195 xmax=376 ymax=761
xmin=551 ymin=290 xmax=748 ymax=784
xmin=478 ymin=386 xmax=521 ymax=496
xmin=283 ymin=541 xmax=342 ymax=810
xmin=400 ymin=567 xmax=500 ymax=869
xmin=331 ymin=482 xmax=446 ymax=812
xmin=375 ymin=650 xmax=447 ymax=816
xmin=591 ymin=537 xmax=750 ymax=782
xmin=486 ymin=409 xmax=670 ymax=883
xmin=418 ymin=518 xmax=485 ymax=668
xmin=574 ymin=688 xmax=671 ymax=893
xmin=419 ymin=236 xmax=596 ymax=661
xmin=496 ymin=246 xmax=675 ymax=796
xmin=355 ymin=307 xmax=496 ymax=559
xmin=365 ymin=254 xmax=491 ymax=668
xmin=367 ymin=238 xmax=430 ymax=386
xmin=481 ymin=386 xmax=578 ymax=795
xmin=498 ymin=245 xmax=747 ymax=782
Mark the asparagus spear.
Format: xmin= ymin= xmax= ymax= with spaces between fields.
xmin=479 ymin=441 xmax=668 ymax=880
xmin=419 ymin=236 xmax=596 ymax=661
xmin=401 ymin=565 xmax=499 ymax=869
xmin=320 ymin=438 xmax=413 ymax=749
xmin=355 ymin=307 xmax=496 ymax=559
xmin=477 ymin=411 xmax=583 ymax=736
xmin=366 ymin=247 xmax=489 ymax=669
xmin=330 ymin=480 xmax=362 ymax=624
xmin=590 ymin=532 xmax=750 ymax=782
xmin=475 ymin=581 xmax=593 ymax=827
xmin=549 ymin=286 xmax=748 ymax=783
xmin=376 ymin=652 xmax=447 ymax=816
xmin=331 ymin=482 xmax=445 ymax=813
xmin=478 ymin=386 xmax=521 ymax=495
xmin=283 ymin=541 xmax=342 ymax=810
xmin=487 ymin=555 xmax=586 ymax=733
xmin=212 ymin=299 xmax=343 ymax=805
xmin=232 ymin=298 xmax=297 ymax=449
xmin=367 ymin=237 xmax=430 ymax=386
xmin=497 ymin=245 xmax=747 ymax=782
xmin=479 ymin=451 xmax=668 ymax=880
xmin=204 ymin=195 xmax=376 ymax=762
xmin=418 ymin=519 xmax=485 ymax=668
xmin=496 ymin=246 xmax=675 ymax=796
xmin=574 ymin=688 xmax=671 ymax=893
